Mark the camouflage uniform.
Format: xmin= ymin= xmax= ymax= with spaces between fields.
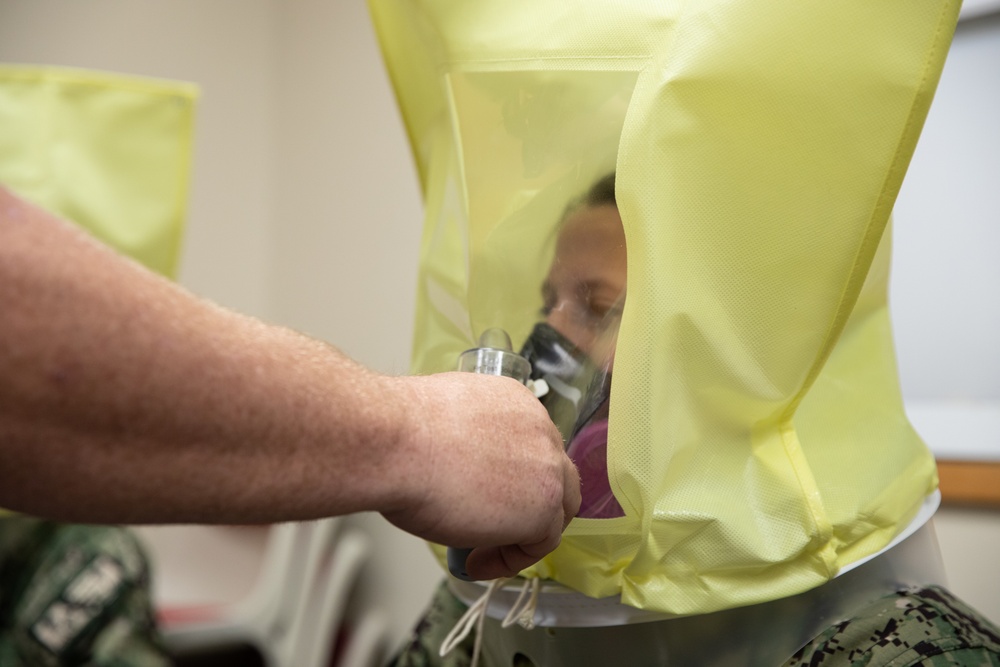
xmin=785 ymin=586 xmax=1000 ymax=667
xmin=390 ymin=580 xmax=478 ymax=667
xmin=0 ymin=517 xmax=171 ymax=667
xmin=390 ymin=581 xmax=1000 ymax=667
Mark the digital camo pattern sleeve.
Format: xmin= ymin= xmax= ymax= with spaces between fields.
xmin=784 ymin=586 xmax=1000 ymax=667
xmin=388 ymin=580 xmax=477 ymax=667
xmin=0 ymin=517 xmax=171 ymax=667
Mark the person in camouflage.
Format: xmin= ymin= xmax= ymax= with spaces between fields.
xmin=785 ymin=585 xmax=1000 ymax=667
xmin=390 ymin=581 xmax=1000 ymax=667
xmin=388 ymin=173 xmax=1000 ymax=667
xmin=0 ymin=517 xmax=171 ymax=667
xmin=391 ymin=581 xmax=477 ymax=667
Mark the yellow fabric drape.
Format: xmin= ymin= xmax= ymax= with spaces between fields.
xmin=371 ymin=0 xmax=957 ymax=615
xmin=0 ymin=65 xmax=198 ymax=278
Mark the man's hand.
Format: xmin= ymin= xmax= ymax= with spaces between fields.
xmin=380 ymin=372 xmax=581 ymax=579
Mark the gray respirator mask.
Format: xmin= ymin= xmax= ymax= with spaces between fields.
xmin=519 ymin=322 xmax=611 ymax=445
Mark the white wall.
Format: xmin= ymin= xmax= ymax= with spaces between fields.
xmin=894 ymin=13 xmax=1000 ymax=403
xmin=1 ymin=0 xmax=998 ymax=652
xmin=893 ymin=11 xmax=1000 ymax=462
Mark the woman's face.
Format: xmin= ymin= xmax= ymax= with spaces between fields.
xmin=541 ymin=203 xmax=626 ymax=358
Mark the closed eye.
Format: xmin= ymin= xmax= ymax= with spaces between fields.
xmin=540 ymin=281 xmax=556 ymax=316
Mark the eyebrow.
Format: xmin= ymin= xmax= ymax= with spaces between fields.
xmin=540 ymin=280 xmax=555 ymax=300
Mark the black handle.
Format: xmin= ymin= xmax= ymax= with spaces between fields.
xmin=448 ymin=546 xmax=474 ymax=581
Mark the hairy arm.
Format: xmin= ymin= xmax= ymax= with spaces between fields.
xmin=0 ymin=186 xmax=579 ymax=578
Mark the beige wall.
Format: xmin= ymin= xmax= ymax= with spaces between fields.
xmin=0 ymin=0 xmax=280 ymax=318
xmin=2 ymin=0 xmax=997 ymax=654
xmin=266 ymin=0 xmax=441 ymax=650
xmin=935 ymin=506 xmax=1000 ymax=623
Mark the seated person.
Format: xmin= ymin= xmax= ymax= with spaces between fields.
xmin=390 ymin=171 xmax=1000 ymax=666
xmin=0 ymin=516 xmax=170 ymax=666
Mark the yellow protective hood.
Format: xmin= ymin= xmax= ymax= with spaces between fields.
xmin=368 ymin=0 xmax=958 ymax=615
xmin=0 ymin=65 xmax=198 ymax=278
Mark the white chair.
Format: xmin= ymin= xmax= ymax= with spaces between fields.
xmin=334 ymin=609 xmax=391 ymax=667
xmin=285 ymin=526 xmax=371 ymax=667
xmin=155 ymin=517 xmax=370 ymax=667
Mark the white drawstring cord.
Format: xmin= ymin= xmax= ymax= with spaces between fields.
xmin=440 ymin=578 xmax=508 ymax=667
xmin=502 ymin=576 xmax=540 ymax=630
xmin=440 ymin=577 xmax=540 ymax=667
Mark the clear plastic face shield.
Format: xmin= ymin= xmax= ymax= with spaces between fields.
xmin=432 ymin=67 xmax=638 ymax=580
xmin=453 ymin=173 xmax=628 ymax=527
xmin=518 ymin=175 xmax=626 ymax=519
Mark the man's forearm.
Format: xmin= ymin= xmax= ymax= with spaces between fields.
xmin=0 ymin=185 xmax=408 ymax=524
